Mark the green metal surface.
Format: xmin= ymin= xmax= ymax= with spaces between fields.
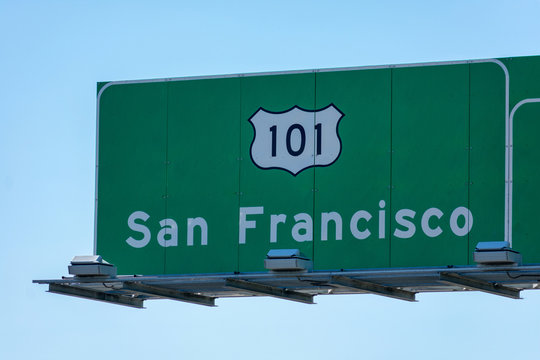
xmin=468 ymin=62 xmax=506 ymax=263
xmin=504 ymin=57 xmax=540 ymax=107
xmin=239 ymin=73 xmax=315 ymax=272
xmin=504 ymin=56 xmax=540 ymax=263
xmin=165 ymin=78 xmax=240 ymax=274
xmin=513 ymin=102 xmax=540 ymax=263
xmin=97 ymin=82 xmax=167 ymax=275
xmin=95 ymin=56 xmax=540 ymax=276
xmin=313 ymin=69 xmax=391 ymax=270
xmin=391 ymin=65 xmax=469 ymax=267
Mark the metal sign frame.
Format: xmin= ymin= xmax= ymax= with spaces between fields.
xmin=34 ymin=264 xmax=540 ymax=308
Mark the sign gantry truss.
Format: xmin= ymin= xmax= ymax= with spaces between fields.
xmin=34 ymin=265 xmax=540 ymax=309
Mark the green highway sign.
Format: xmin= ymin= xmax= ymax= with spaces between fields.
xmin=95 ymin=56 xmax=540 ymax=275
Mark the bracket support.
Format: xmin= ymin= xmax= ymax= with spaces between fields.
xmin=439 ymin=272 xmax=521 ymax=299
xmin=48 ymin=283 xmax=144 ymax=308
xmin=123 ymin=282 xmax=216 ymax=307
xmin=225 ymin=278 xmax=314 ymax=304
xmin=331 ymin=275 xmax=416 ymax=302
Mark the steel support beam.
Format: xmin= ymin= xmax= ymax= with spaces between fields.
xmin=123 ymin=282 xmax=216 ymax=307
xmin=225 ymin=278 xmax=314 ymax=304
xmin=439 ymin=272 xmax=521 ymax=299
xmin=331 ymin=275 xmax=417 ymax=302
xmin=48 ymin=283 xmax=144 ymax=308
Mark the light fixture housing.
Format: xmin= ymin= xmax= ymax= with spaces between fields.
xmin=264 ymin=249 xmax=313 ymax=271
xmin=473 ymin=241 xmax=522 ymax=265
xmin=68 ymin=255 xmax=117 ymax=277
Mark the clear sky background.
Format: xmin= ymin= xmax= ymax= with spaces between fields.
xmin=2 ymin=1 xmax=540 ymax=359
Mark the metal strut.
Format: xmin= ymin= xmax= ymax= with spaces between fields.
xmin=123 ymin=282 xmax=216 ymax=307
xmin=225 ymin=278 xmax=314 ymax=304
xmin=48 ymin=283 xmax=144 ymax=308
xmin=331 ymin=275 xmax=416 ymax=302
xmin=439 ymin=272 xmax=521 ymax=299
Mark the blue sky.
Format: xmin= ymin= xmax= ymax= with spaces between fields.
xmin=2 ymin=1 xmax=540 ymax=359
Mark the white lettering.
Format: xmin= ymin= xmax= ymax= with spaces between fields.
xmin=421 ymin=208 xmax=443 ymax=238
xmin=321 ymin=212 xmax=342 ymax=241
xmin=270 ymin=214 xmax=287 ymax=243
xmin=239 ymin=206 xmax=264 ymax=244
xmin=126 ymin=204 xmax=475 ymax=247
xmin=157 ymin=218 xmax=178 ymax=247
xmin=187 ymin=217 xmax=208 ymax=246
xmin=126 ymin=211 xmax=151 ymax=248
xmin=350 ymin=210 xmax=371 ymax=240
xmin=394 ymin=209 xmax=416 ymax=239
xmin=292 ymin=213 xmax=313 ymax=242
xmin=450 ymin=206 xmax=473 ymax=236
xmin=379 ymin=200 xmax=386 ymax=239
